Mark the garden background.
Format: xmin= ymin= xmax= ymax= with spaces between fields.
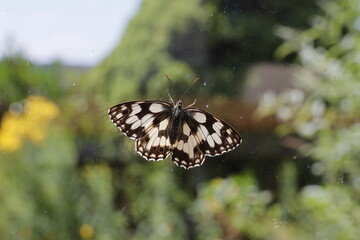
xmin=1 ymin=0 xmax=359 ymax=239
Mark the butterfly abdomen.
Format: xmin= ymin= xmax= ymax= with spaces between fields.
xmin=169 ymin=116 xmax=183 ymax=145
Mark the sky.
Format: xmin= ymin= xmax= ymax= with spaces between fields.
xmin=0 ymin=0 xmax=142 ymax=66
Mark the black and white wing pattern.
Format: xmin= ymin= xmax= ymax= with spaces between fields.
xmin=187 ymin=108 xmax=241 ymax=155
xmin=170 ymin=107 xmax=242 ymax=168
xmin=108 ymin=100 xmax=173 ymax=161
xmin=108 ymin=100 xmax=242 ymax=169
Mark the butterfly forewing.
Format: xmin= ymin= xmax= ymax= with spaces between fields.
xmin=108 ymin=100 xmax=172 ymax=139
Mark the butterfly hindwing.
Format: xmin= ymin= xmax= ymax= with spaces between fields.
xmin=170 ymin=118 xmax=206 ymax=169
xmin=135 ymin=116 xmax=172 ymax=161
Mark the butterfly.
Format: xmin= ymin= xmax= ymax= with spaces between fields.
xmin=108 ymin=96 xmax=242 ymax=169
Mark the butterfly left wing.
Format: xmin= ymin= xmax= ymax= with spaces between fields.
xmin=108 ymin=100 xmax=173 ymax=161
xmin=185 ymin=108 xmax=242 ymax=157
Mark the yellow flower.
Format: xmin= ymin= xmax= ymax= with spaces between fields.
xmin=0 ymin=120 xmax=21 ymax=151
xmin=0 ymin=112 xmax=26 ymax=151
xmin=24 ymin=96 xmax=59 ymax=121
xmin=79 ymin=224 xmax=94 ymax=239
xmin=0 ymin=96 xmax=59 ymax=152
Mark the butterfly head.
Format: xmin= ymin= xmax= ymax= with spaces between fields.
xmin=176 ymin=99 xmax=183 ymax=107
xmin=172 ymin=99 xmax=183 ymax=116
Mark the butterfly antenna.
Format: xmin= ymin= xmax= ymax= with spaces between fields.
xmin=167 ymin=89 xmax=175 ymax=105
xmin=165 ymin=74 xmax=176 ymax=104
xmin=180 ymin=77 xmax=200 ymax=100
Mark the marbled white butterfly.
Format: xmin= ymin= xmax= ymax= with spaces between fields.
xmin=108 ymin=80 xmax=242 ymax=169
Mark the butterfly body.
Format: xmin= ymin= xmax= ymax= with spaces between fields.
xmin=172 ymin=99 xmax=183 ymax=116
xmin=108 ymin=99 xmax=242 ymax=169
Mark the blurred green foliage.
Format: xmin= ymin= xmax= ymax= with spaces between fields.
xmin=0 ymin=130 xmax=127 ymax=239
xmin=193 ymin=172 xmax=360 ymax=240
xmin=259 ymin=0 xmax=360 ymax=183
xmin=84 ymin=0 xmax=209 ymax=104
xmin=85 ymin=0 xmax=317 ymax=104
xmin=0 ymin=55 xmax=63 ymax=117
xmin=0 ymin=0 xmax=359 ymax=239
